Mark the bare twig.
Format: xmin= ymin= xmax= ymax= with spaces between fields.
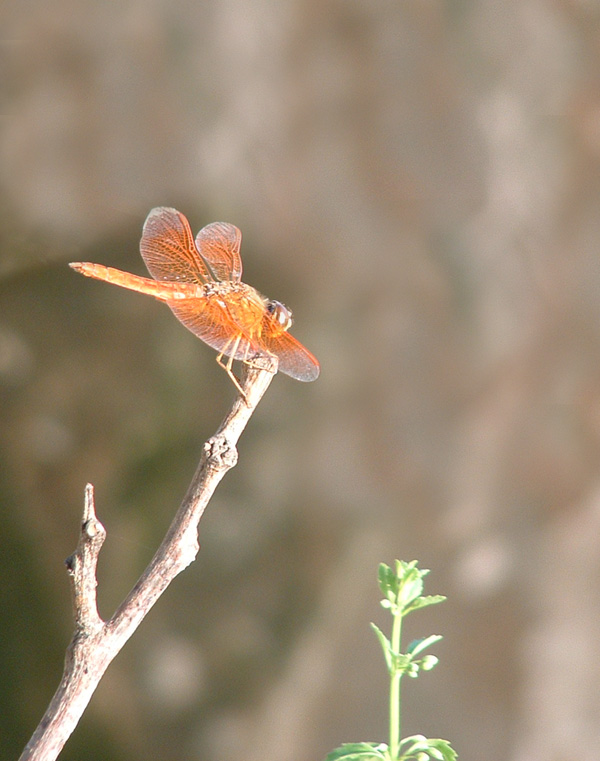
xmin=19 ymin=361 xmax=276 ymax=761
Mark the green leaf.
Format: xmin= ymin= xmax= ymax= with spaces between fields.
xmin=324 ymin=741 xmax=390 ymax=761
xmin=398 ymin=574 xmax=424 ymax=608
xmin=407 ymin=635 xmax=443 ymax=657
xmin=378 ymin=563 xmax=396 ymax=595
xmin=370 ymin=623 xmax=393 ymax=672
xmin=378 ymin=563 xmax=400 ymax=609
xmin=404 ymin=595 xmax=446 ymax=615
xmin=399 ymin=735 xmax=457 ymax=761
xmin=396 ymin=559 xmax=423 ymax=578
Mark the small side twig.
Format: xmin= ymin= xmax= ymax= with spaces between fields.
xmin=19 ymin=361 xmax=276 ymax=761
xmin=66 ymin=483 xmax=105 ymax=633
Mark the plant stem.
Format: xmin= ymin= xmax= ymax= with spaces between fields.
xmin=389 ymin=603 xmax=403 ymax=760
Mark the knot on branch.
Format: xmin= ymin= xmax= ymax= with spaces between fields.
xmin=65 ymin=553 xmax=78 ymax=576
xmin=83 ymin=518 xmax=104 ymax=539
xmin=204 ymin=434 xmax=238 ymax=470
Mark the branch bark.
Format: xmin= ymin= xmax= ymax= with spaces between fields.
xmin=19 ymin=361 xmax=276 ymax=761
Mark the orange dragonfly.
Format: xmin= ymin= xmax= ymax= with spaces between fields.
xmin=70 ymin=207 xmax=319 ymax=396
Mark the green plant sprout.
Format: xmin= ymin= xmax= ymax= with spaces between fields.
xmin=324 ymin=560 xmax=457 ymax=761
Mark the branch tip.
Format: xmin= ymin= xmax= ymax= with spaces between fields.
xmin=83 ymin=483 xmax=96 ymax=522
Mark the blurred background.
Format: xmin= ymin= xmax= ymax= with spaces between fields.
xmin=2 ymin=1 xmax=600 ymax=760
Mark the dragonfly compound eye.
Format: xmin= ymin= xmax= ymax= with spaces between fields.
xmin=267 ymin=300 xmax=293 ymax=331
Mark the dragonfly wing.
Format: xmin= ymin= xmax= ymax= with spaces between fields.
xmin=141 ymin=207 xmax=212 ymax=284
xmin=195 ymin=222 xmax=243 ymax=282
xmin=258 ymin=320 xmax=320 ymax=382
xmin=168 ymin=296 xmax=319 ymax=380
xmin=166 ymin=298 xmax=258 ymax=360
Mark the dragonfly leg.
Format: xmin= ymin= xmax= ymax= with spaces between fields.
xmin=216 ymin=334 xmax=247 ymax=400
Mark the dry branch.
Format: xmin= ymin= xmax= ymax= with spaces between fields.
xmin=19 ymin=361 xmax=276 ymax=761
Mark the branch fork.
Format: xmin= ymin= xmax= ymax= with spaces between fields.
xmin=20 ymin=361 xmax=276 ymax=761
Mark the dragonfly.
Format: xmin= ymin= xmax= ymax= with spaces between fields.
xmin=70 ymin=207 xmax=320 ymax=397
